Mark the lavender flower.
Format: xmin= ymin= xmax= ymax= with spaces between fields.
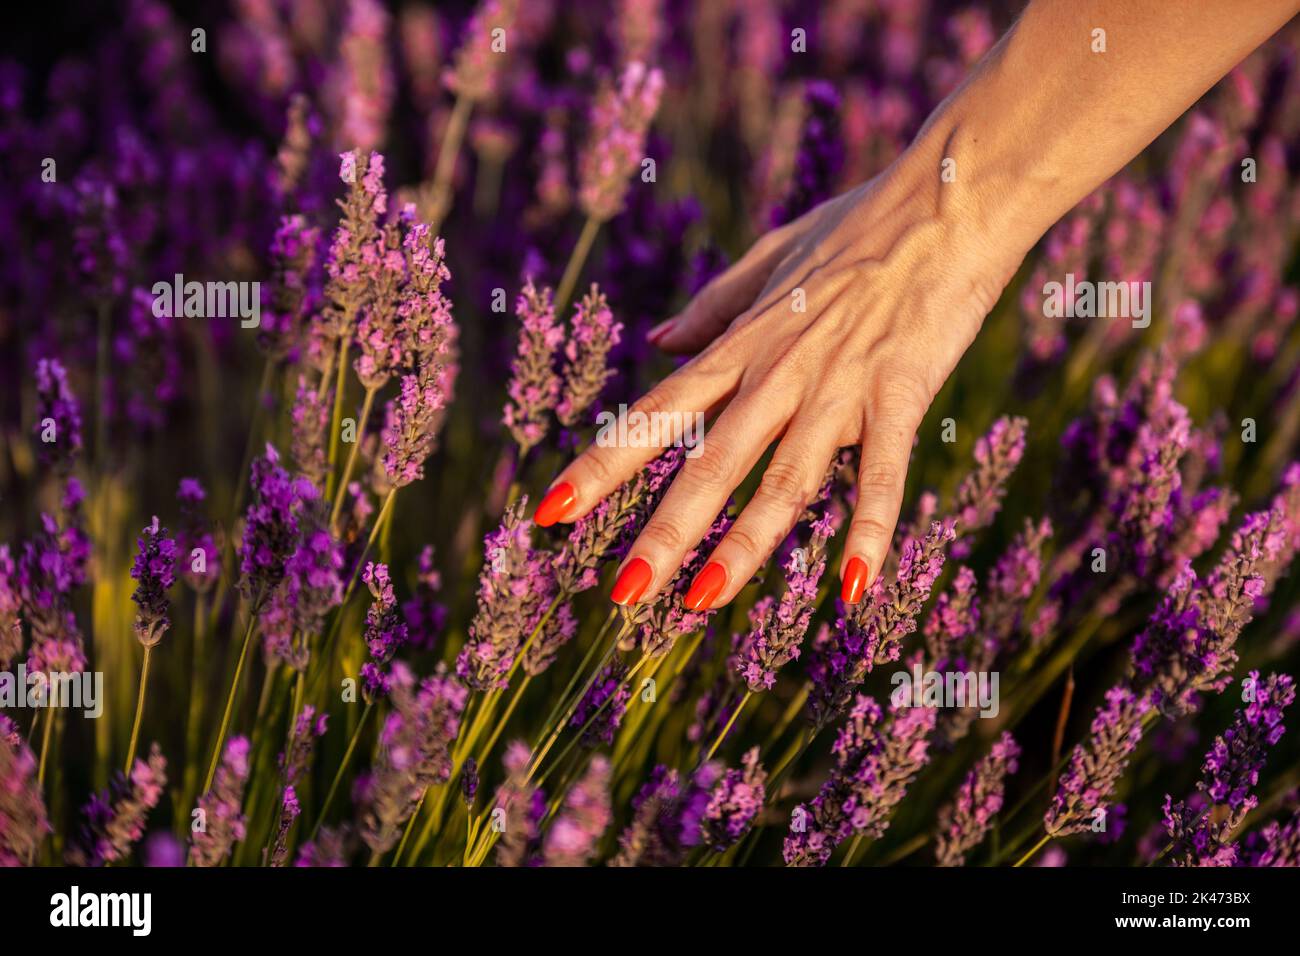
xmin=460 ymin=757 xmax=479 ymax=808
xmin=270 ymin=708 xmax=327 ymax=865
xmin=360 ymin=562 xmax=409 ymax=698
xmin=737 ymin=512 xmax=836 ymax=691
xmin=570 ymin=660 xmax=632 ymax=747
xmin=318 ymin=150 xmax=386 ymax=372
xmin=129 ymin=516 xmax=176 ymax=648
xmin=0 ymin=546 xmax=22 ymax=670
xmin=1162 ymin=672 xmax=1295 ymax=866
xmin=611 ymin=762 xmax=721 ymax=866
xmin=295 ymin=827 xmax=351 ymax=867
xmin=808 ymin=519 xmax=956 ymax=729
xmin=770 ymin=80 xmax=844 ymax=227
xmin=1044 ymin=687 xmax=1152 ymax=837
xmin=949 ymin=415 xmax=1027 ymax=556
xmin=785 ymin=695 xmax=937 ymax=867
xmin=578 ymin=61 xmax=665 ymax=223
xmin=557 ymin=284 xmax=623 ymax=427
xmin=494 ymin=740 xmax=546 ymax=867
xmin=1249 ymin=807 xmax=1300 ymax=867
xmin=67 ymin=744 xmax=166 ymax=866
xmin=457 ymin=500 xmax=551 ymax=691
xmin=700 ymin=747 xmax=767 ymax=851
xmin=20 ymin=511 xmax=89 ymax=675
xmin=935 ymin=733 xmax=1020 ymax=866
xmin=923 ymin=565 xmax=981 ymax=666
xmin=176 ymin=478 xmax=219 ymax=593
xmin=444 ymin=0 xmax=519 ymax=103
xmin=360 ymin=662 xmax=468 ymax=853
xmin=259 ymin=214 xmax=320 ymax=359
xmin=402 ymin=545 xmax=447 ymax=652
xmin=261 ymin=499 xmax=343 ymax=672
xmin=239 ymin=444 xmax=317 ymax=612
xmin=0 ymin=716 xmax=50 ymax=866
xmin=34 ymin=357 xmax=83 ymax=473
xmin=502 ymin=279 xmax=563 ymax=458
xmin=541 ymin=756 xmax=611 ymax=867
xmin=380 ymin=226 xmax=456 ymax=487
xmin=290 ymin=374 xmax=331 ymax=490
xmin=554 ymin=447 xmax=682 ymax=595
xmin=189 ymin=736 xmax=251 ymax=867
xmin=268 ymin=786 xmax=301 ymax=869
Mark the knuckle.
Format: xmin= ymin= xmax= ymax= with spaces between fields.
xmin=683 ymin=442 xmax=735 ymax=489
xmin=637 ymin=518 xmax=687 ymax=554
xmin=758 ymin=459 xmax=810 ymax=505
xmin=849 ymin=513 xmax=895 ymax=546
xmin=579 ymin=449 xmax=616 ymax=487
xmin=871 ymin=371 xmax=931 ymax=424
xmin=857 ymin=463 xmax=903 ymax=497
xmin=725 ymin=525 xmax=765 ymax=560
xmin=632 ymin=385 xmax=674 ymax=421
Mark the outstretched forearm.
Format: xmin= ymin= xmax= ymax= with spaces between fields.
xmin=905 ymin=0 xmax=1298 ymax=261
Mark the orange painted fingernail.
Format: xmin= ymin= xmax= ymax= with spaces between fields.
xmin=610 ymin=558 xmax=653 ymax=606
xmin=841 ymin=556 xmax=870 ymax=605
xmin=684 ymin=562 xmax=727 ymax=611
xmin=534 ymin=482 xmax=576 ymax=527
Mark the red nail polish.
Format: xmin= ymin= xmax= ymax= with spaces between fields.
xmin=534 ymin=482 xmax=576 ymax=527
xmin=684 ymin=562 xmax=727 ymax=611
xmin=647 ymin=318 xmax=677 ymax=345
xmin=841 ymin=556 xmax=870 ymax=605
xmin=610 ymin=558 xmax=653 ymax=606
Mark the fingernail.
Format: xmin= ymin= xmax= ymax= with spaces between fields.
xmin=684 ymin=561 xmax=727 ymax=611
xmin=647 ymin=318 xmax=677 ymax=345
xmin=534 ymin=482 xmax=576 ymax=527
xmin=610 ymin=557 xmax=653 ymax=606
xmin=841 ymin=556 xmax=870 ymax=605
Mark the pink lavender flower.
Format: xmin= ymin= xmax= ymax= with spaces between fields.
xmin=541 ymin=756 xmax=612 ymax=867
xmin=785 ymin=694 xmax=937 ymax=867
xmin=290 ymin=376 xmax=331 ymax=490
xmin=494 ymin=740 xmax=547 ymax=867
xmin=700 ymin=747 xmax=767 ymax=851
xmin=329 ymin=0 xmax=394 ymax=152
xmin=34 ymin=357 xmax=83 ymax=473
xmin=0 ymin=716 xmax=50 ymax=866
xmin=1249 ymin=807 xmax=1300 ymax=867
xmin=808 ymin=519 xmax=956 ymax=729
xmin=935 ymin=733 xmax=1020 ymax=866
xmin=444 ymin=0 xmax=519 ymax=103
xmin=570 ymin=660 xmax=631 ymax=747
xmin=67 ymin=744 xmax=166 ymax=866
xmin=353 ymin=217 xmax=407 ymax=390
xmin=737 ymin=512 xmax=836 ymax=691
xmin=360 ymin=662 xmax=468 ymax=853
xmin=520 ymin=601 xmax=577 ymax=677
xmin=614 ymin=0 xmax=663 ymax=65
xmin=380 ymin=226 xmax=456 ymax=487
xmin=268 ymin=785 xmax=301 ymax=868
xmin=189 ymin=736 xmax=251 ymax=867
xmin=502 ymin=279 xmax=564 ymax=458
xmin=129 ymin=516 xmax=176 ymax=648
xmin=318 ymin=150 xmax=386 ymax=371
xmin=457 ymin=500 xmax=552 ymax=691
xmin=923 ymin=565 xmax=981 ymax=666
xmin=0 ymin=546 xmax=21 ymax=669
xmin=637 ymin=510 xmax=732 ymax=659
xmin=1045 ymin=686 xmax=1152 ymax=837
xmin=578 ymin=61 xmax=664 ymax=223
xmin=19 ymin=511 xmax=89 ymax=675
xmin=1162 ymin=672 xmax=1295 ymax=866
xmin=295 ymin=827 xmax=351 ymax=867
xmin=557 ymin=284 xmax=623 ymax=428
xmin=949 ymin=415 xmax=1026 ymax=557
xmin=360 ymin=562 xmax=409 ymax=698
xmin=261 ymin=499 xmax=343 ymax=672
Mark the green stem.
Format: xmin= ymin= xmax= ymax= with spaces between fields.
xmin=123 ymin=644 xmax=153 ymax=775
xmin=1014 ymin=833 xmax=1052 ymax=868
xmin=555 ymin=217 xmax=600 ymax=315
xmin=37 ymin=707 xmax=54 ymax=787
xmin=203 ymin=602 xmax=261 ymax=794
xmin=324 ymin=343 xmax=350 ymax=502
xmin=704 ymin=690 xmax=752 ymax=762
xmin=311 ymin=701 xmax=375 ymax=839
xmin=330 ymin=386 xmax=376 ymax=531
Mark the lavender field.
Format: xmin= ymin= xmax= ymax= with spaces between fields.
xmin=1 ymin=0 xmax=1299 ymax=872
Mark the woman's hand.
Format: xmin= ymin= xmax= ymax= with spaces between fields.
xmin=534 ymin=157 xmax=1026 ymax=609
xmin=534 ymin=0 xmax=1300 ymax=611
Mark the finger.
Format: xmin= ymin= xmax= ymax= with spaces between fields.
xmin=841 ymin=397 xmax=922 ymax=605
xmin=610 ymin=388 xmax=795 ymax=606
xmin=649 ymin=225 xmax=800 ymax=355
xmin=534 ymin=361 xmax=738 ymax=527
xmin=695 ymin=413 xmax=841 ymax=609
